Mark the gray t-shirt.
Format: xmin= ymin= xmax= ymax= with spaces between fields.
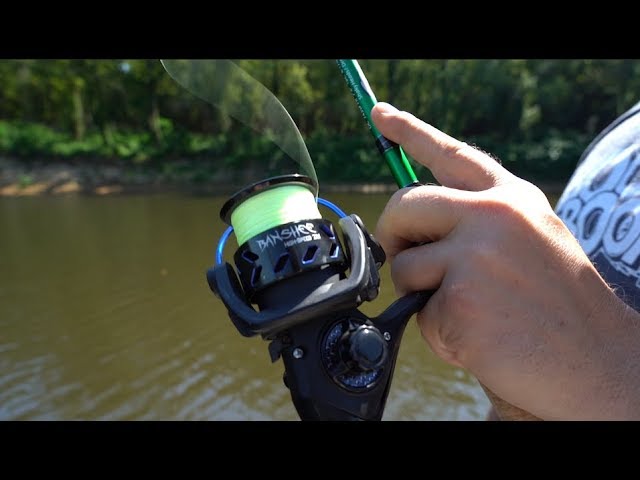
xmin=555 ymin=101 xmax=640 ymax=310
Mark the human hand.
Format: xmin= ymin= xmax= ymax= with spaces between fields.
xmin=372 ymin=102 xmax=640 ymax=420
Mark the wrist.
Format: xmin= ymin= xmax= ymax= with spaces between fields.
xmin=576 ymin=283 xmax=640 ymax=420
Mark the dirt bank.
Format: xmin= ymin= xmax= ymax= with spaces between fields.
xmin=0 ymin=157 xmax=568 ymax=197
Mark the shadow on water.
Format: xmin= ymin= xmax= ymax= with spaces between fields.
xmin=0 ymin=190 xmax=561 ymax=420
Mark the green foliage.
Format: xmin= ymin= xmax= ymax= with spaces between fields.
xmin=18 ymin=174 xmax=33 ymax=188
xmin=1 ymin=59 xmax=639 ymax=184
xmin=468 ymin=130 xmax=592 ymax=181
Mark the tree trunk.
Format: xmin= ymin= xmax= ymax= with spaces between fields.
xmin=149 ymin=92 xmax=162 ymax=144
xmin=72 ymin=79 xmax=85 ymax=140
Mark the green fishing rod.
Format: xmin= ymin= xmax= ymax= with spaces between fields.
xmin=336 ymin=60 xmax=420 ymax=188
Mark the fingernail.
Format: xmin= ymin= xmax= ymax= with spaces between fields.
xmin=375 ymin=102 xmax=398 ymax=115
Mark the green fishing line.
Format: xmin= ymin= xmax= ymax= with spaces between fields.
xmin=231 ymin=185 xmax=322 ymax=246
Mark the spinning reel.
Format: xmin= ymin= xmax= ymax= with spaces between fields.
xmin=160 ymin=59 xmax=432 ymax=420
xmin=207 ymin=175 xmax=431 ymax=421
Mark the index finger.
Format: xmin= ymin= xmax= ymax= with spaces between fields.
xmin=372 ymin=102 xmax=514 ymax=191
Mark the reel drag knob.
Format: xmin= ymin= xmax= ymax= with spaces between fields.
xmin=340 ymin=324 xmax=388 ymax=371
xmin=321 ymin=318 xmax=389 ymax=392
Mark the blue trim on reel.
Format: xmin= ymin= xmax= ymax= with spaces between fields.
xmin=317 ymin=197 xmax=347 ymax=219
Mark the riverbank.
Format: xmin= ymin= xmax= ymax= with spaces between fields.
xmin=0 ymin=157 xmax=174 ymax=197
xmin=0 ymin=157 xmax=569 ymax=197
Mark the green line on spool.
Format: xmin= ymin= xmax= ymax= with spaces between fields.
xmin=230 ymin=185 xmax=322 ymax=246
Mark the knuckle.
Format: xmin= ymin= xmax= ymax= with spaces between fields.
xmin=439 ymin=138 xmax=468 ymax=160
xmin=524 ymin=181 xmax=548 ymax=201
xmin=510 ymin=179 xmax=552 ymax=206
xmin=443 ymin=140 xmax=488 ymax=164
xmin=375 ymin=188 xmax=420 ymax=255
xmin=470 ymin=143 xmax=503 ymax=164
xmin=472 ymin=194 xmax=522 ymax=223
xmin=379 ymin=187 xmax=419 ymax=224
xmin=389 ymin=256 xmax=410 ymax=289
xmin=375 ymin=190 xmax=403 ymax=235
xmin=451 ymin=141 xmax=473 ymax=158
xmin=473 ymin=185 xmax=558 ymax=235
xmin=387 ymin=186 xmax=409 ymax=208
xmin=390 ymin=248 xmax=431 ymax=294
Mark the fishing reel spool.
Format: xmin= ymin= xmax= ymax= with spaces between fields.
xmin=207 ymin=174 xmax=431 ymax=421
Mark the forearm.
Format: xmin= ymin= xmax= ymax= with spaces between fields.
xmin=583 ymin=296 xmax=640 ymax=420
xmin=483 ymin=290 xmax=640 ymax=421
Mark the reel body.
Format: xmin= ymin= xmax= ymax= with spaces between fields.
xmin=208 ymin=182 xmax=430 ymax=420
